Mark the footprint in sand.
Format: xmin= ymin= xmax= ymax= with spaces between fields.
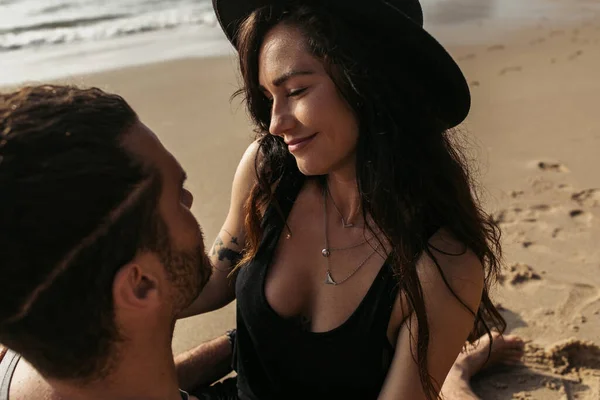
xmin=568 ymin=50 xmax=584 ymax=60
xmin=551 ymin=227 xmax=562 ymax=238
xmin=531 ymin=204 xmax=552 ymax=212
xmin=518 ymin=339 xmax=600 ymax=399
xmin=537 ymin=161 xmax=569 ymax=172
xmin=558 ymin=283 xmax=598 ymax=319
xmin=487 ymin=44 xmax=505 ymax=51
xmin=569 ymin=209 xmax=585 ymax=218
xmin=492 ymin=204 xmax=554 ymax=225
xmin=569 ymin=209 xmax=593 ymax=225
xmin=492 ymin=207 xmax=524 ymax=224
xmin=578 ymin=295 xmax=600 ymax=325
xmin=499 ymin=66 xmax=522 ymax=76
xmin=572 ymin=188 xmax=600 ymax=207
xmin=526 ymin=339 xmax=600 ymax=373
xmin=469 ymin=80 xmax=480 ymax=88
xmin=530 ymin=37 xmax=546 ymax=45
xmin=499 ymin=263 xmax=542 ymax=285
xmin=522 ymin=241 xmax=534 ymax=248
xmin=458 ymin=53 xmax=476 ymax=61
xmin=530 ymin=177 xmax=561 ymax=194
xmin=546 ymin=339 xmax=600 ymax=374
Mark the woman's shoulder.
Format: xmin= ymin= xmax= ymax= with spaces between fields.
xmin=233 ymin=141 xmax=260 ymax=189
xmin=229 ymin=141 xmax=260 ymax=211
xmin=418 ymin=228 xmax=485 ymax=305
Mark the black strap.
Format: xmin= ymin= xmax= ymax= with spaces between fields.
xmin=0 ymin=349 xmax=20 ymax=400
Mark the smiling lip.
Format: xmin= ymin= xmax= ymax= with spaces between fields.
xmin=286 ymin=133 xmax=317 ymax=153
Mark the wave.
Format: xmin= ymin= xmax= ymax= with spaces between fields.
xmin=0 ymin=8 xmax=217 ymax=52
xmin=34 ymin=3 xmax=75 ymax=16
xmin=0 ymin=14 xmax=128 ymax=35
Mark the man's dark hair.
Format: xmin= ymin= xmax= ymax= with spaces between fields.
xmin=0 ymin=85 xmax=167 ymax=382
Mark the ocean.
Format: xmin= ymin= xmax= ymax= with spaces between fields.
xmin=0 ymin=0 xmax=229 ymax=85
xmin=0 ymin=0 xmax=218 ymax=52
xmin=1 ymin=0 xmax=599 ymax=85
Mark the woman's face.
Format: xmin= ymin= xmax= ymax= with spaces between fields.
xmin=258 ymin=22 xmax=359 ymax=176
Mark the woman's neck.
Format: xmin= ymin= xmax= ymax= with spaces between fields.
xmin=326 ymin=169 xmax=361 ymax=226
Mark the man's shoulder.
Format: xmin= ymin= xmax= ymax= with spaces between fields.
xmin=8 ymin=357 xmax=61 ymax=400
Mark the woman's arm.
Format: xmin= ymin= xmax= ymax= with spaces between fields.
xmin=179 ymin=142 xmax=260 ymax=318
xmin=378 ymin=230 xmax=485 ymax=400
xmin=175 ymin=334 xmax=233 ymax=391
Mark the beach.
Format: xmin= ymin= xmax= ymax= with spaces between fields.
xmin=3 ymin=0 xmax=600 ymax=398
xmin=453 ymin=17 xmax=600 ymax=399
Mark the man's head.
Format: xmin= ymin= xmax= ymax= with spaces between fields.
xmin=0 ymin=85 xmax=211 ymax=383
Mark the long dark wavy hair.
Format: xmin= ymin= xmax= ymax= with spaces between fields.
xmin=234 ymin=3 xmax=505 ymax=398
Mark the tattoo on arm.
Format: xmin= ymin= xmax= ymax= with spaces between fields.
xmin=217 ymin=248 xmax=242 ymax=265
xmin=211 ymin=237 xmax=224 ymax=257
xmin=210 ymin=233 xmax=242 ymax=270
xmin=222 ymin=229 xmax=239 ymax=245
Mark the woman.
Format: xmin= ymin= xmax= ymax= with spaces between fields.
xmin=182 ymin=0 xmax=521 ymax=398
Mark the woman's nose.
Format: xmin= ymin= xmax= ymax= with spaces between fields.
xmin=269 ymin=99 xmax=295 ymax=136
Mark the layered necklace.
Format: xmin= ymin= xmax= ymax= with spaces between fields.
xmin=322 ymin=185 xmax=380 ymax=286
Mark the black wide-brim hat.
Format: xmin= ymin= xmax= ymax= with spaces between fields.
xmin=213 ymin=0 xmax=471 ymax=128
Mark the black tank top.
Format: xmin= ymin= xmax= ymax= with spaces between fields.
xmin=235 ymin=170 xmax=400 ymax=400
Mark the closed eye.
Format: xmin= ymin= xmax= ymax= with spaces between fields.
xmin=288 ymin=88 xmax=307 ymax=97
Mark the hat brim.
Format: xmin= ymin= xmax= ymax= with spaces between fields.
xmin=212 ymin=0 xmax=470 ymax=128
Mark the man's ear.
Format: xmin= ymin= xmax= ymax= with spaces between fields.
xmin=113 ymin=262 xmax=161 ymax=311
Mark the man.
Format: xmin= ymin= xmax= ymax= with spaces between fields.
xmin=0 ymin=85 xmax=232 ymax=400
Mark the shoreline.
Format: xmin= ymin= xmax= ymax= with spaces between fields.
xmin=4 ymin=0 xmax=600 ymax=88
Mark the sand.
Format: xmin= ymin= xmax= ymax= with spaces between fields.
xmin=3 ymin=4 xmax=600 ymax=399
xmin=456 ymin=15 xmax=600 ymax=400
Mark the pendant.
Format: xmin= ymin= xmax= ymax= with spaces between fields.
xmin=321 ymin=248 xmax=331 ymax=257
xmin=324 ymin=271 xmax=337 ymax=285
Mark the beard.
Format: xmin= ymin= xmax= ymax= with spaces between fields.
xmin=159 ymin=241 xmax=212 ymax=314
